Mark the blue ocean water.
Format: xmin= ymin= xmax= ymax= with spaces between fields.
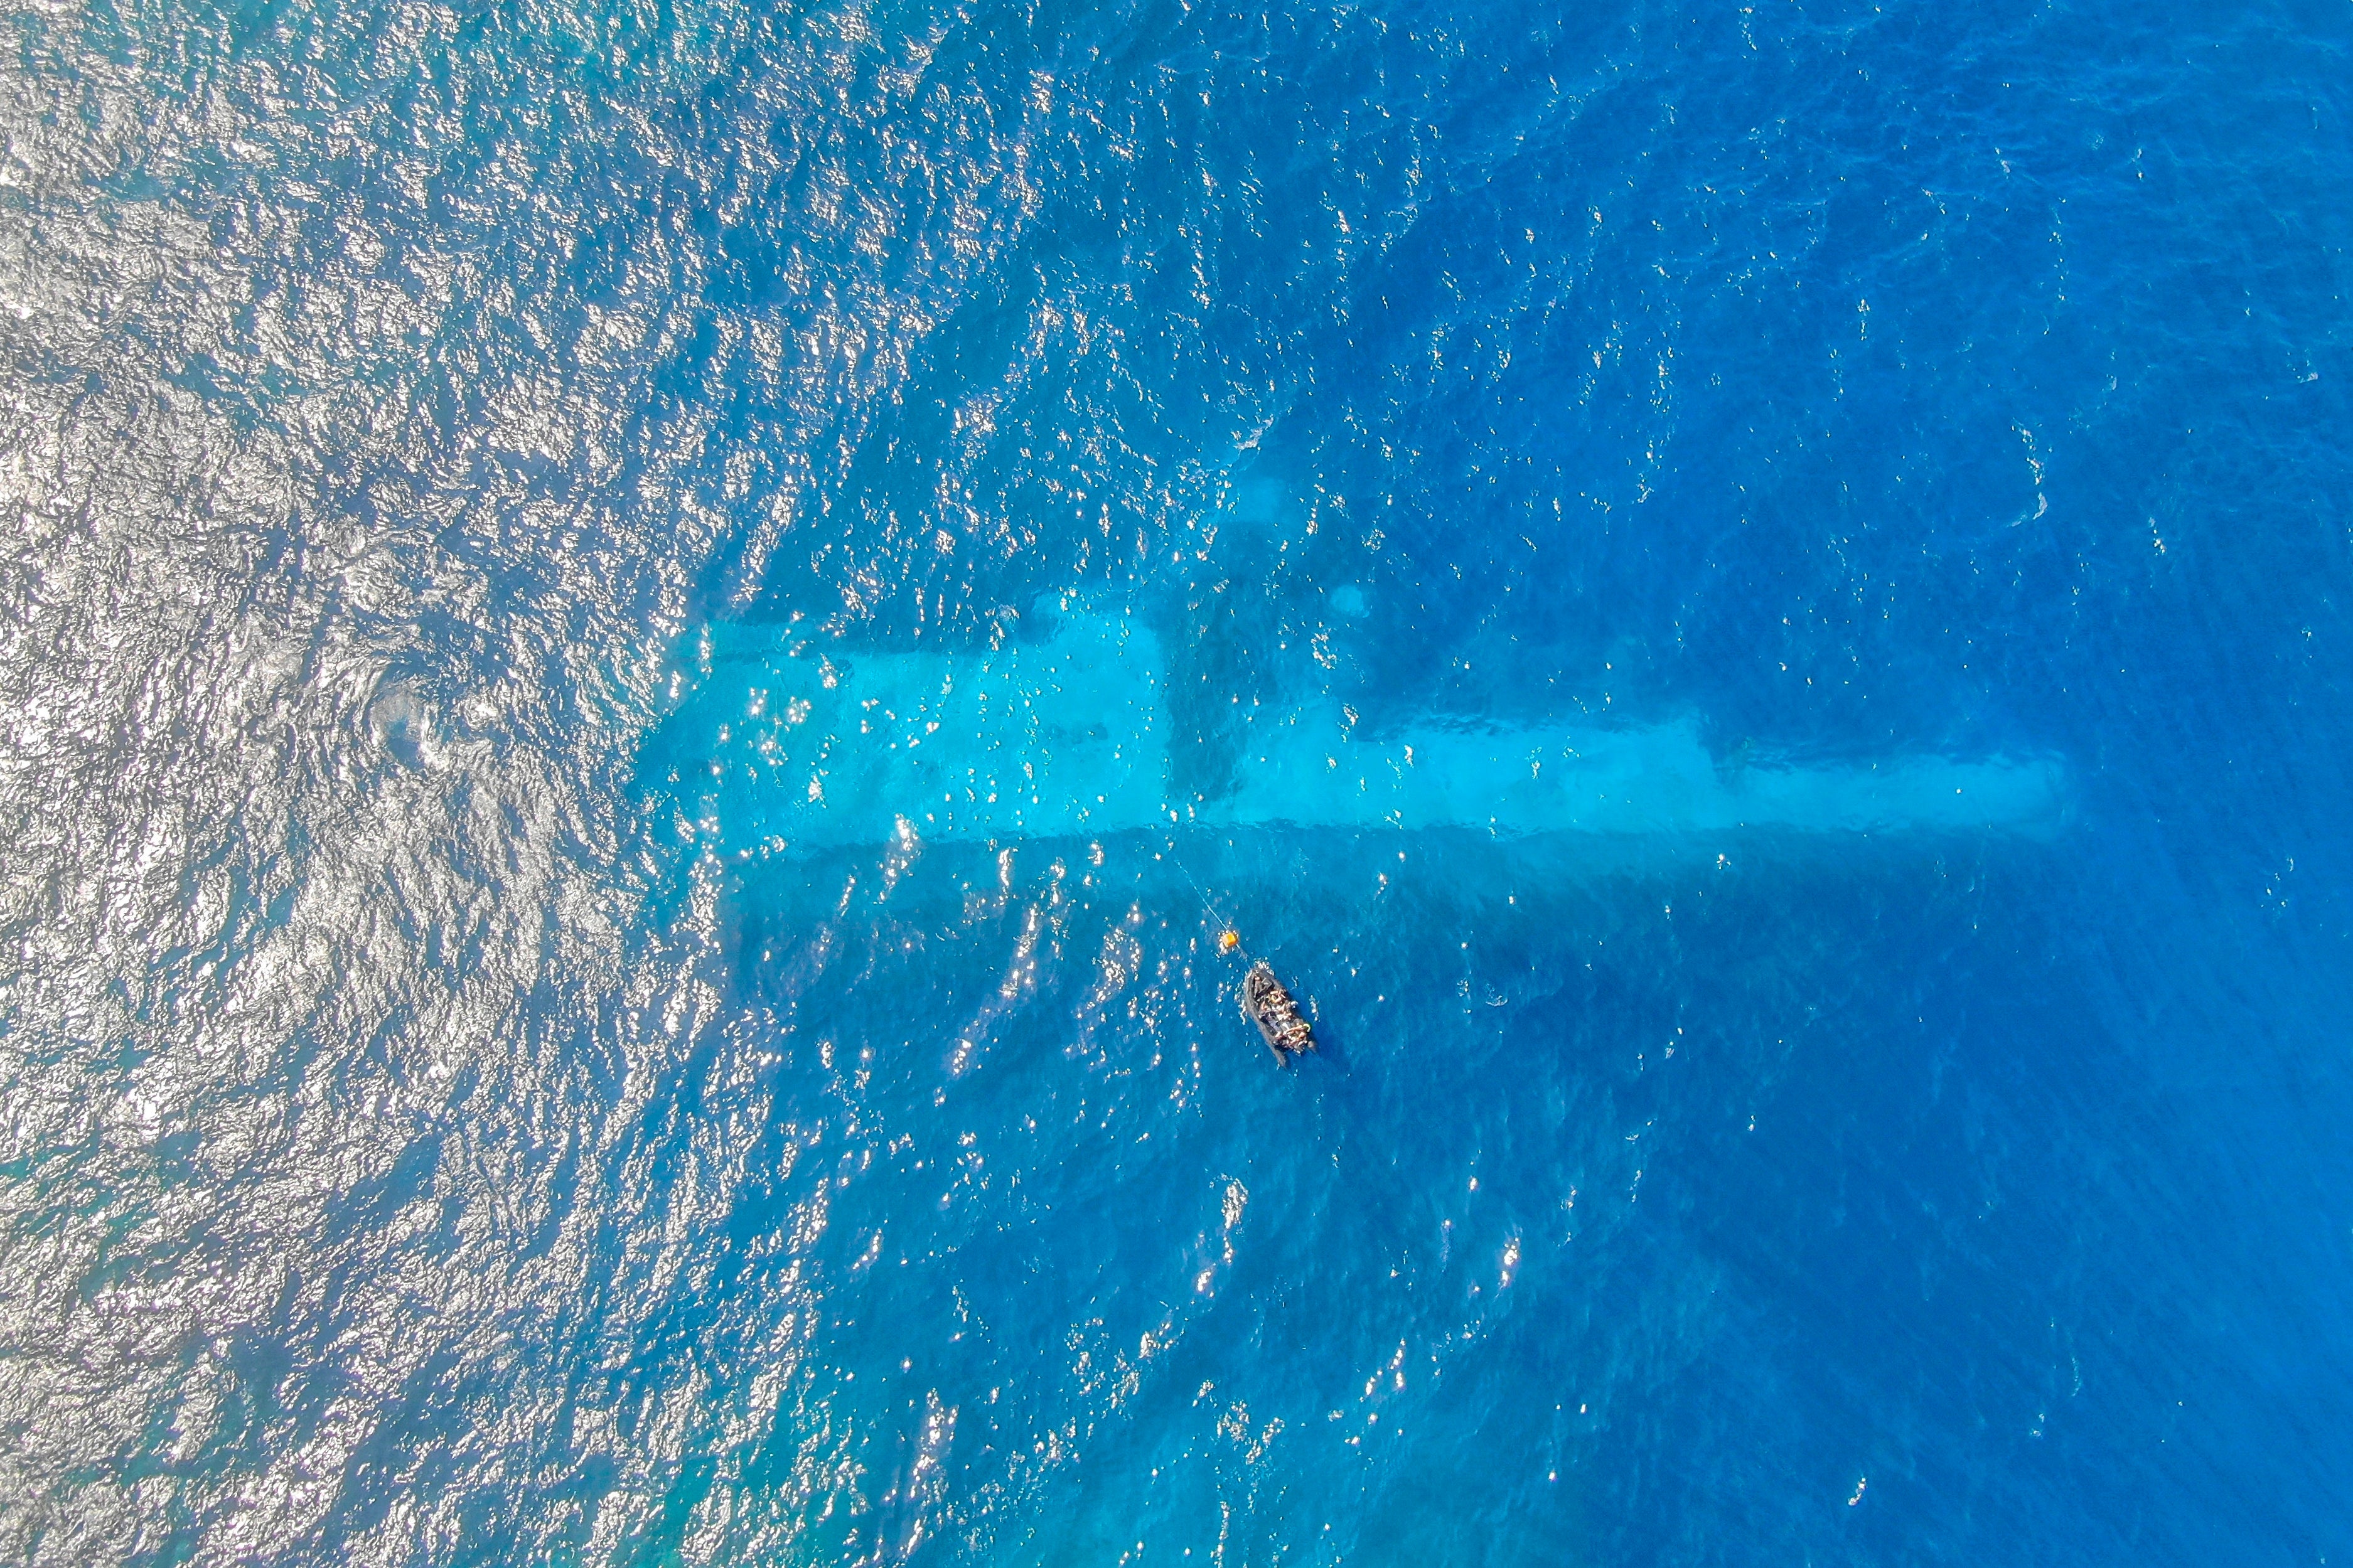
xmin=3 ymin=0 xmax=2350 ymax=1560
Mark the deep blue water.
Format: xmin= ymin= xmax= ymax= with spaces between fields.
xmin=3 ymin=0 xmax=2351 ymax=1561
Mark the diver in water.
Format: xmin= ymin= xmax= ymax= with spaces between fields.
xmin=1241 ymin=960 xmax=1316 ymax=1065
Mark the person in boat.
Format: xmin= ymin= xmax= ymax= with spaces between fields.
xmin=1241 ymin=960 xmax=1315 ymax=1064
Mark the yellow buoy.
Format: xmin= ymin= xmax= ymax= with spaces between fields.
xmin=1218 ymin=929 xmax=1241 ymax=954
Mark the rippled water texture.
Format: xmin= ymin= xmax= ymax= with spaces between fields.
xmin=4 ymin=0 xmax=2351 ymax=1561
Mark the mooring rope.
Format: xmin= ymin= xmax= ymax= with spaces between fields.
xmin=1164 ymin=830 xmax=1248 ymax=964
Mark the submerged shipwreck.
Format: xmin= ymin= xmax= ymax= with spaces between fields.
xmin=642 ymin=607 xmax=2066 ymax=856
